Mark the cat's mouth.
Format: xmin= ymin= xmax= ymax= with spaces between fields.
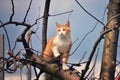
xmin=59 ymin=34 xmax=65 ymax=38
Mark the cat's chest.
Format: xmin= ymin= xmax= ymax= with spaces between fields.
xmin=53 ymin=37 xmax=72 ymax=53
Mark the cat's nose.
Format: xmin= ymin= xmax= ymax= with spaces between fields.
xmin=59 ymin=33 xmax=64 ymax=37
xmin=60 ymin=33 xmax=64 ymax=36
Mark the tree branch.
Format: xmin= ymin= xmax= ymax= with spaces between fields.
xmin=71 ymin=22 xmax=98 ymax=56
xmin=42 ymin=0 xmax=51 ymax=52
xmin=32 ymin=10 xmax=73 ymax=26
xmin=0 ymin=21 xmax=31 ymax=28
xmin=10 ymin=0 xmax=15 ymax=21
xmin=80 ymin=24 xmax=120 ymax=80
xmin=75 ymin=0 xmax=105 ymax=26
xmin=49 ymin=10 xmax=73 ymax=17
xmin=23 ymin=0 xmax=33 ymax=23
xmin=0 ymin=21 xmax=11 ymax=50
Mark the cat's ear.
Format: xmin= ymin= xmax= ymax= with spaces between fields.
xmin=56 ymin=22 xmax=60 ymax=27
xmin=66 ymin=20 xmax=70 ymax=27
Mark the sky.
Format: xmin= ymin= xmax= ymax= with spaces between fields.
xmin=0 ymin=0 xmax=120 ymax=80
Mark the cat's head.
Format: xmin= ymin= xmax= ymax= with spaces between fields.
xmin=56 ymin=20 xmax=71 ymax=38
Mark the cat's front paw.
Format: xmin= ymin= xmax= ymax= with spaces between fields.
xmin=54 ymin=52 xmax=60 ymax=57
xmin=62 ymin=63 xmax=69 ymax=70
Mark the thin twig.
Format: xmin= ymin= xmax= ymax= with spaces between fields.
xmin=0 ymin=21 xmax=11 ymax=50
xmin=10 ymin=0 xmax=14 ymax=21
xmin=23 ymin=0 xmax=33 ymax=23
xmin=72 ymin=38 xmax=78 ymax=45
xmin=102 ymin=6 xmax=107 ymax=23
xmin=85 ymin=44 xmax=100 ymax=79
xmin=0 ymin=21 xmax=31 ymax=28
xmin=80 ymin=14 xmax=120 ymax=79
xmin=35 ymin=33 xmax=42 ymax=45
xmin=80 ymin=22 xmax=120 ymax=80
xmin=32 ymin=10 xmax=73 ymax=26
xmin=34 ymin=6 xmax=41 ymax=32
xmin=79 ymin=51 xmax=87 ymax=63
xmin=34 ymin=67 xmax=38 ymax=79
xmin=3 ymin=27 xmax=11 ymax=50
xmin=75 ymin=0 xmax=105 ymax=26
xmin=12 ymin=40 xmax=17 ymax=51
xmin=68 ymin=10 xmax=73 ymax=20
xmin=116 ymin=60 xmax=120 ymax=66
xmin=116 ymin=71 xmax=120 ymax=78
xmin=106 ymin=14 xmax=120 ymax=27
xmin=32 ymin=16 xmax=44 ymax=26
xmin=71 ymin=22 xmax=98 ymax=56
xmin=49 ymin=10 xmax=73 ymax=17
xmin=84 ymin=7 xmax=107 ymax=79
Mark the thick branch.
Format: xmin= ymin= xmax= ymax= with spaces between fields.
xmin=80 ymin=25 xmax=120 ymax=80
xmin=0 ymin=21 xmax=31 ymax=28
xmin=42 ymin=0 xmax=51 ymax=52
xmin=20 ymin=57 xmax=80 ymax=80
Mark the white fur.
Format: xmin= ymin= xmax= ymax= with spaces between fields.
xmin=57 ymin=28 xmax=67 ymax=37
xmin=52 ymin=46 xmax=60 ymax=57
xmin=52 ymin=27 xmax=72 ymax=70
xmin=62 ymin=62 xmax=69 ymax=70
xmin=53 ymin=35 xmax=72 ymax=54
xmin=53 ymin=36 xmax=71 ymax=70
xmin=54 ymin=27 xmax=71 ymax=52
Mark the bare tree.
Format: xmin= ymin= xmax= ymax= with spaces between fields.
xmin=42 ymin=0 xmax=51 ymax=52
xmin=99 ymin=0 xmax=120 ymax=80
xmin=0 ymin=0 xmax=120 ymax=80
xmin=0 ymin=0 xmax=79 ymax=80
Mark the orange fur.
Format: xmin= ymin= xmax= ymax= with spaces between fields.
xmin=43 ymin=36 xmax=56 ymax=60
xmin=43 ymin=20 xmax=72 ymax=64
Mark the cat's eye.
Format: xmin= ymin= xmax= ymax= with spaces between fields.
xmin=58 ymin=29 xmax=60 ymax=31
xmin=63 ymin=29 xmax=66 ymax=31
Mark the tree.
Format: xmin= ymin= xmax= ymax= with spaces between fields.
xmin=42 ymin=0 xmax=51 ymax=52
xmin=99 ymin=0 xmax=120 ymax=80
xmin=0 ymin=0 xmax=79 ymax=80
xmin=0 ymin=0 xmax=120 ymax=80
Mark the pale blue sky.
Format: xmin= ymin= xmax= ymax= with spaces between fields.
xmin=0 ymin=0 xmax=120 ymax=79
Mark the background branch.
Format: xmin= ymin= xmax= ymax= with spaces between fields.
xmin=23 ymin=0 xmax=33 ymax=23
xmin=42 ymin=0 xmax=51 ymax=52
xmin=0 ymin=21 xmax=31 ymax=28
xmin=75 ymin=0 xmax=105 ymax=26
xmin=71 ymin=22 xmax=98 ymax=56
xmin=80 ymin=22 xmax=120 ymax=79
xmin=0 ymin=21 xmax=11 ymax=50
xmin=10 ymin=0 xmax=14 ymax=21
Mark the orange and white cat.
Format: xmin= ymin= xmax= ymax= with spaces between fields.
xmin=43 ymin=20 xmax=72 ymax=70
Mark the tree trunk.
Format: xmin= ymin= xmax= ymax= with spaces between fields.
xmin=0 ymin=35 xmax=4 ymax=80
xmin=42 ymin=0 xmax=51 ymax=52
xmin=99 ymin=0 xmax=120 ymax=80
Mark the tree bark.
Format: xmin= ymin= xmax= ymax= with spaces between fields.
xmin=0 ymin=35 xmax=4 ymax=80
xmin=99 ymin=0 xmax=120 ymax=80
xmin=42 ymin=0 xmax=51 ymax=52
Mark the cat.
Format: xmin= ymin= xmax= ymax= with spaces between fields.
xmin=43 ymin=20 xmax=72 ymax=70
